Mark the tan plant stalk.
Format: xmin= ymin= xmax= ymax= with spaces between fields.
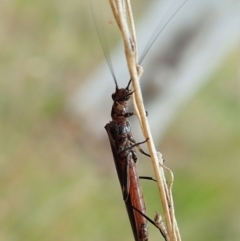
xmin=109 ymin=1 xmax=181 ymax=241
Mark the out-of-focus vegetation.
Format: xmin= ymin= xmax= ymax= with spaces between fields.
xmin=160 ymin=48 xmax=240 ymax=241
xmin=0 ymin=0 xmax=239 ymax=241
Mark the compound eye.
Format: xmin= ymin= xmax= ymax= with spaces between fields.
xmin=112 ymin=93 xmax=116 ymax=100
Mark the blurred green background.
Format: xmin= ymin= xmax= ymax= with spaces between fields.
xmin=0 ymin=0 xmax=239 ymax=241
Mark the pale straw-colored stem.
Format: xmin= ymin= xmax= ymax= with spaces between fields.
xmin=109 ymin=1 xmax=181 ymax=241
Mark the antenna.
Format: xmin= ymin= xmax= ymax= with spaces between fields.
xmin=139 ymin=0 xmax=188 ymax=64
xmin=89 ymin=0 xmax=118 ymax=88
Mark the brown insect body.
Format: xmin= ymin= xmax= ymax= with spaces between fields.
xmin=105 ymin=86 xmax=148 ymax=241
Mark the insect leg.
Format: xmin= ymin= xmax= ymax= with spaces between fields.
xmin=139 ymin=176 xmax=157 ymax=182
xmin=126 ymin=203 xmax=168 ymax=241
xmin=118 ymin=138 xmax=150 ymax=156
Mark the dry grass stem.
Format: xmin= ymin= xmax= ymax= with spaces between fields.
xmin=109 ymin=0 xmax=182 ymax=241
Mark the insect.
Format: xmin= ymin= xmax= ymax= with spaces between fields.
xmin=90 ymin=1 xmax=187 ymax=240
xmin=105 ymin=80 xmax=150 ymax=241
xmin=105 ymin=78 xmax=168 ymax=241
